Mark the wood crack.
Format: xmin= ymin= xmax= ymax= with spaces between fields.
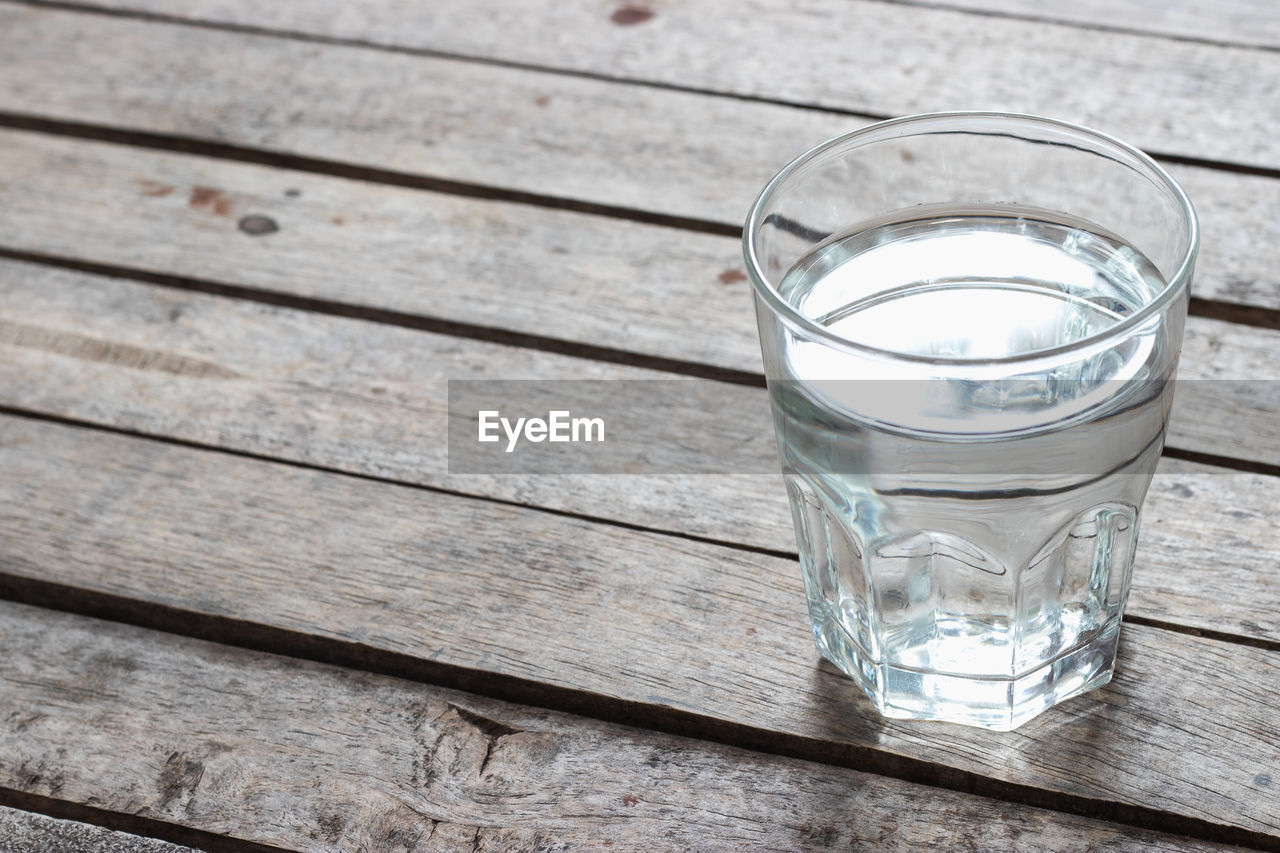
xmin=447 ymin=703 xmax=523 ymax=777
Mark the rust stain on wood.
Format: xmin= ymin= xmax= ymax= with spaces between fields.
xmin=0 ymin=319 xmax=241 ymax=380
xmin=136 ymin=179 xmax=175 ymax=197
xmin=189 ymin=185 xmax=232 ymax=216
xmin=534 ymin=95 xmax=551 ymax=107
xmin=718 ymin=269 xmax=747 ymax=285
xmin=611 ymin=5 xmax=654 ymax=25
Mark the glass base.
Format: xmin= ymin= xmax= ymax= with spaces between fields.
xmin=812 ymin=610 xmax=1119 ymax=731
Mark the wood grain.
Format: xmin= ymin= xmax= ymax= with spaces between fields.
xmin=890 ymin=0 xmax=1280 ymax=47
xmin=0 ymin=127 xmax=761 ymax=374
xmin=1 ymin=126 xmax=1278 ymax=395
xmin=0 ymin=603 xmax=1248 ymax=853
xmin=888 ymin=0 xmax=1280 ymax=49
xmin=0 ymin=4 xmax=1274 ymax=850
xmin=51 ymin=0 xmax=1280 ymax=171
xmin=0 ymin=259 xmax=1277 ymax=646
xmin=0 ymin=806 xmax=197 ymax=853
xmin=2 ymin=10 xmax=1280 ymax=315
xmin=1 ymin=416 xmax=1278 ymax=840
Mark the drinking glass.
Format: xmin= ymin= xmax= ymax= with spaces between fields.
xmin=743 ymin=113 xmax=1198 ymax=730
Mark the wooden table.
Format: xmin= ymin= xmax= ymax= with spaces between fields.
xmin=1 ymin=1 xmax=1278 ymax=850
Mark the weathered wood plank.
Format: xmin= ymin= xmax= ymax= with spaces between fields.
xmin=1 ymin=417 xmax=1278 ymax=839
xmin=52 ymin=0 xmax=1280 ymax=171
xmin=0 ymin=127 xmax=760 ymax=374
xmin=2 ymin=10 xmax=1279 ymax=314
xmin=902 ymin=0 xmax=1280 ymax=48
xmin=0 ymin=259 xmax=1277 ymax=646
xmin=0 ymin=806 xmax=197 ymax=853
xmin=0 ymin=2 xmax=833 ymax=228
xmin=1 ymin=127 xmax=1278 ymax=404
xmin=1134 ymin=472 xmax=1280 ymax=645
xmin=3 ymin=605 xmax=1244 ymax=853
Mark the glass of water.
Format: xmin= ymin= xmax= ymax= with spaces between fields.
xmin=744 ymin=113 xmax=1198 ymax=730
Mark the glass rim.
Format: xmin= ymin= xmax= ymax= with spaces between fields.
xmin=742 ymin=111 xmax=1200 ymax=367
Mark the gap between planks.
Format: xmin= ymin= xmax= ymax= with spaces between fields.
xmin=0 ymin=603 xmax=1256 ymax=853
xmin=7 ymin=0 xmax=1280 ymax=182
xmin=23 ymin=0 xmax=1280 ymax=58
xmin=1 ymin=571 xmax=1277 ymax=853
xmin=0 ymin=4 xmax=1274 ymax=845
xmin=0 ymin=0 xmax=901 ymax=136
xmin=0 ymin=256 xmax=1275 ymax=644
xmin=0 ymin=116 xmax=1277 ymax=340
xmin=4 ymin=11 xmax=1280 ymax=313
xmin=2 ymin=103 xmax=1276 ymax=232
xmin=11 ymin=394 xmax=1275 ymax=647
xmin=2 ymin=412 xmax=1278 ymax=841
xmin=2 ymin=248 xmax=1279 ymax=485
xmin=3 ymin=399 xmax=1279 ymax=661
xmin=852 ymin=0 xmax=1280 ymax=53
xmin=1 ymin=51 xmax=1278 ymax=189
xmin=1161 ymin=445 xmax=1280 ymax=481
xmin=0 ymin=112 xmax=740 ymax=239
xmin=0 ymin=792 xmax=287 ymax=853
xmin=0 ymin=246 xmax=762 ymax=387
xmin=0 ymin=400 xmax=790 ymax=559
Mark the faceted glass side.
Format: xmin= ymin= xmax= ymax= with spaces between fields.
xmin=787 ymin=475 xmax=1138 ymax=730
